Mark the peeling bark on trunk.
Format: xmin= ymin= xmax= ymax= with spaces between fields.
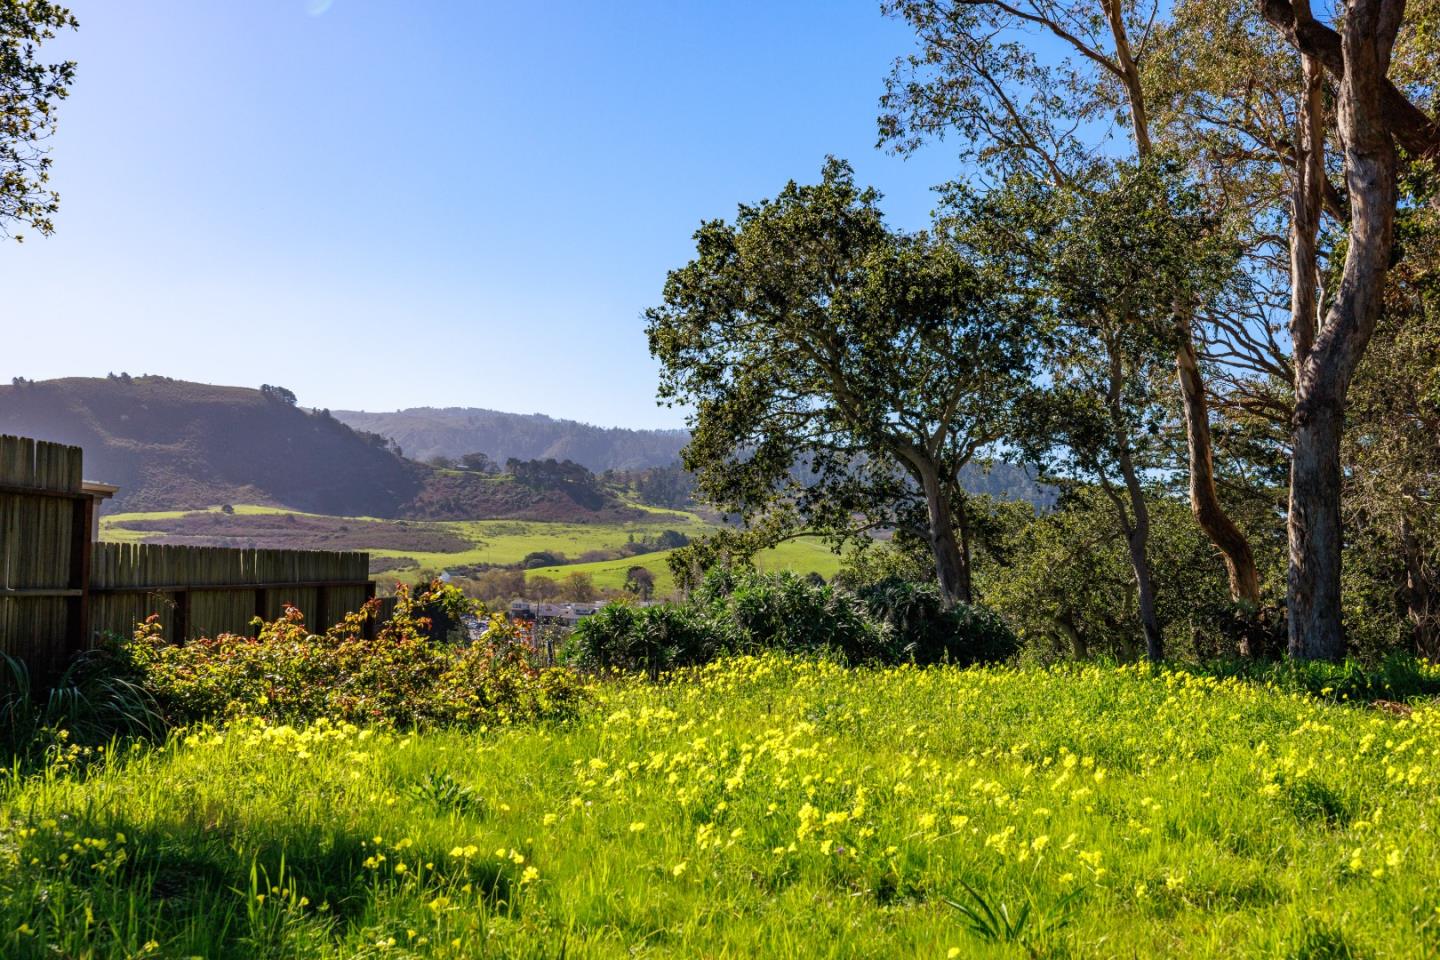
xmin=1284 ymin=0 xmax=1400 ymax=661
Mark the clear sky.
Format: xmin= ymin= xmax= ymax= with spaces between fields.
xmin=3 ymin=1 xmax=958 ymax=429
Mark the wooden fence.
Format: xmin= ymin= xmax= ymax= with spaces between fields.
xmin=0 ymin=435 xmax=374 ymax=676
xmin=0 ymin=435 xmax=87 ymax=678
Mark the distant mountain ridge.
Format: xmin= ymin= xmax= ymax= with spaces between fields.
xmin=339 ymin=407 xmax=1052 ymax=507
xmin=0 ymin=377 xmax=665 ymax=522
xmin=332 ymin=407 xmax=689 ymax=472
xmin=0 ymin=378 xmax=1049 ymax=516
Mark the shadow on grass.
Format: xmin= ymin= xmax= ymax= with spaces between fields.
xmin=3 ymin=815 xmax=513 ymax=959
xmin=1185 ymin=654 xmax=1440 ymax=706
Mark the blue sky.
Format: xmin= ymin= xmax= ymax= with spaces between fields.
xmin=3 ymin=1 xmax=958 ymax=429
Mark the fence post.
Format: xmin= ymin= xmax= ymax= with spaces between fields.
xmin=314 ymin=585 xmax=329 ymax=635
xmin=174 ymin=589 xmax=191 ymax=642
xmin=64 ymin=494 xmax=94 ymax=656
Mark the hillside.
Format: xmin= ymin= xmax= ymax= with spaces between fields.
xmin=0 ymin=377 xmax=657 ymax=522
xmin=332 ymin=406 xmax=689 ymax=471
xmin=0 ymin=376 xmax=424 ymax=515
xmin=334 ymin=407 xmax=1052 ymax=505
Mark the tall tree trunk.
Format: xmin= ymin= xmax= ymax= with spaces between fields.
xmin=917 ymin=464 xmax=971 ymax=607
xmin=1116 ymin=455 xmax=1164 ymax=663
xmin=1055 ymin=610 xmax=1088 ymax=659
xmin=1286 ymin=0 xmax=1400 ymax=660
xmin=1102 ymin=335 xmax=1164 ymax=662
xmin=1287 ymin=403 xmax=1344 ymax=658
xmin=1290 ymin=53 xmax=1325 ymax=367
xmin=1126 ymin=527 xmax=1163 ymax=662
xmin=954 ymin=488 xmax=974 ymax=602
xmin=1103 ymin=0 xmax=1261 ymax=611
xmin=1176 ymin=335 xmax=1263 ymax=609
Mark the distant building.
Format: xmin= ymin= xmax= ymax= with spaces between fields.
xmin=507 ymin=599 xmax=609 ymax=627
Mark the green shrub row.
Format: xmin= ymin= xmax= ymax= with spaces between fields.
xmin=569 ymin=570 xmax=1018 ymax=674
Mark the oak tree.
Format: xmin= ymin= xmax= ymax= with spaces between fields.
xmin=647 ymin=159 xmax=1036 ymax=607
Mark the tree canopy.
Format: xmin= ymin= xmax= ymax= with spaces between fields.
xmin=647 ymin=158 xmax=1038 ymax=606
xmin=0 ymin=1 xmax=76 ymax=241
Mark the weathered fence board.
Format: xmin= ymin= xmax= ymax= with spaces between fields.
xmin=90 ymin=542 xmax=371 ymax=640
xmin=0 ymin=436 xmax=85 ymax=677
xmin=0 ymin=435 xmax=375 ymax=674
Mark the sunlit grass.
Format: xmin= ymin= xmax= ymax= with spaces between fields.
xmin=100 ymin=509 xmax=844 ymax=590
xmin=526 ymin=536 xmax=847 ymax=594
xmin=4 ymin=656 xmax=1438 ymax=957
xmin=101 ymin=506 xmax=717 ymax=576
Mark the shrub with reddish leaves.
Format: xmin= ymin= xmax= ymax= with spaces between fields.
xmin=122 ymin=581 xmax=588 ymax=728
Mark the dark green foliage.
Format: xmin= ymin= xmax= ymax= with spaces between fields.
xmin=573 ymin=570 xmax=1016 ymax=673
xmin=854 ymin=577 xmax=1018 ymax=665
xmin=0 ymin=646 xmax=163 ymax=764
xmin=647 ymin=159 xmax=1038 ymax=606
xmin=979 ymin=488 xmax=1272 ymax=663
xmin=570 ymin=601 xmax=718 ymax=676
xmin=709 ymin=570 xmax=883 ymax=661
xmin=259 ymin=384 xmax=298 ymax=405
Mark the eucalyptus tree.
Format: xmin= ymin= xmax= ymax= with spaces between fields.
xmin=879 ymin=0 xmax=1265 ymax=610
xmin=1 ymin=1 xmax=77 ymax=240
xmin=1009 ymin=161 xmax=1235 ymax=661
xmin=646 ymin=159 xmax=1037 ymax=607
xmin=1254 ymin=0 xmax=1440 ymax=658
xmin=881 ymin=0 xmax=1440 ymax=659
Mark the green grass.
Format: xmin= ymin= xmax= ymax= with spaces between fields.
xmin=363 ymin=518 xmax=712 ymax=574
xmin=526 ymin=536 xmax=847 ymax=594
xmin=4 ymin=656 xmax=1439 ymax=957
xmin=100 ymin=509 xmax=842 ymax=591
xmin=102 ymin=506 xmax=716 ymax=576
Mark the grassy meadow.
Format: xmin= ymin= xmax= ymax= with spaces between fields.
xmin=100 ymin=507 xmax=845 ymax=595
xmin=526 ymin=536 xmax=847 ymax=595
xmin=4 ymin=655 xmax=1439 ymax=958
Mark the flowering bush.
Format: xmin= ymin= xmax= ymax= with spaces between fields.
xmin=123 ymin=581 xmax=588 ymax=728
